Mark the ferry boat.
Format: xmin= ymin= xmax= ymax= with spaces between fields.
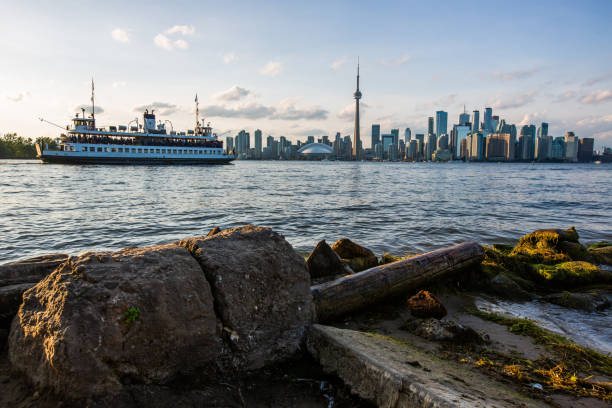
xmin=37 ymin=84 xmax=234 ymax=165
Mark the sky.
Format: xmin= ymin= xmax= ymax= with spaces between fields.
xmin=1 ymin=0 xmax=612 ymax=149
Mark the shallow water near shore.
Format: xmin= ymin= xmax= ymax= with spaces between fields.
xmin=1 ymin=160 xmax=610 ymax=263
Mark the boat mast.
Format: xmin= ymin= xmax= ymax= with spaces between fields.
xmin=195 ymin=93 xmax=200 ymax=132
xmin=91 ymin=78 xmax=95 ymax=128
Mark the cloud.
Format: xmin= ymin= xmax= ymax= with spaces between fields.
xmin=554 ymin=90 xmax=576 ymax=102
xmin=381 ymin=55 xmax=412 ymax=67
xmin=260 ymin=61 xmax=283 ymax=77
xmin=165 ymin=25 xmax=195 ymax=36
xmin=489 ymin=90 xmax=537 ymax=110
xmin=202 ymin=102 xmax=275 ymax=119
xmin=486 ymin=67 xmax=539 ymax=81
xmin=6 ymin=92 xmax=30 ymax=102
xmin=583 ymin=72 xmax=612 ymax=87
xmin=111 ymin=28 xmax=130 ymax=43
xmin=271 ymin=100 xmax=328 ymax=120
xmin=415 ymin=94 xmax=457 ymax=111
xmin=112 ymin=81 xmax=126 ymax=88
xmin=223 ymin=52 xmax=237 ymax=64
xmin=294 ymin=128 xmax=327 ymax=137
xmin=331 ymin=57 xmax=348 ymax=70
xmin=579 ymin=90 xmax=612 ymax=104
xmin=75 ymin=104 xmax=104 ymax=114
xmin=337 ymin=102 xmax=369 ymax=121
xmin=214 ymin=85 xmax=252 ymax=102
xmin=154 ymin=25 xmax=195 ymax=51
xmin=133 ymin=102 xmax=178 ymax=115
xmin=575 ymin=115 xmax=612 ymax=127
xmin=518 ymin=111 xmax=548 ymax=126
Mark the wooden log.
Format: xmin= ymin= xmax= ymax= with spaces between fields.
xmin=311 ymin=241 xmax=484 ymax=322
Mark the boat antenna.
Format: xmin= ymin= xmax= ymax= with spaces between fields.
xmin=195 ymin=93 xmax=200 ymax=130
xmin=39 ymin=117 xmax=67 ymax=130
xmin=90 ymin=78 xmax=95 ymax=127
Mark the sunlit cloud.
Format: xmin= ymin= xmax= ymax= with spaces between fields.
xmin=133 ymin=101 xmax=179 ymax=115
xmin=271 ymin=99 xmax=328 ymax=120
xmin=260 ymin=61 xmax=283 ymax=77
xmin=223 ymin=52 xmax=237 ymax=64
xmin=331 ymin=57 xmax=348 ymax=70
xmin=75 ymin=104 xmax=104 ymax=114
xmin=111 ymin=28 xmax=130 ymax=43
xmin=337 ymin=102 xmax=369 ymax=121
xmin=381 ymin=55 xmax=412 ymax=67
xmin=214 ymin=85 xmax=252 ymax=102
xmin=202 ymin=102 xmax=275 ymax=119
xmin=6 ymin=92 xmax=30 ymax=102
xmin=579 ymin=90 xmax=612 ymax=104
xmin=154 ymin=25 xmax=195 ymax=51
xmin=583 ymin=72 xmax=612 ymax=87
xmin=165 ymin=25 xmax=195 ymax=36
xmin=489 ymin=90 xmax=537 ymax=109
xmin=554 ymin=90 xmax=576 ymax=102
xmin=486 ymin=67 xmax=540 ymax=81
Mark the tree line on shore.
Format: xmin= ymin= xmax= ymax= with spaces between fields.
xmin=0 ymin=133 xmax=57 ymax=159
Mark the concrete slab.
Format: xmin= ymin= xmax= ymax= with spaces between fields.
xmin=307 ymin=324 xmax=549 ymax=408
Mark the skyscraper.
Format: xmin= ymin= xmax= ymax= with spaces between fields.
xmin=404 ymin=127 xmax=411 ymax=142
xmin=352 ymin=60 xmax=362 ymax=160
xmin=459 ymin=106 xmax=470 ymax=126
xmin=537 ymin=122 xmax=548 ymax=137
xmin=435 ymin=111 xmax=448 ymax=138
xmin=471 ymin=110 xmax=480 ymax=133
xmin=371 ymin=124 xmax=380 ymax=149
xmin=391 ymin=128 xmax=399 ymax=146
xmin=254 ymin=129 xmax=262 ymax=159
xmin=427 ymin=117 xmax=434 ymax=135
xmin=483 ymin=107 xmax=493 ymax=132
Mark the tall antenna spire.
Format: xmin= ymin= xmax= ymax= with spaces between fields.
xmin=90 ymin=78 xmax=95 ymax=125
xmin=195 ymin=93 xmax=199 ymax=129
xmin=357 ymin=56 xmax=360 ymax=90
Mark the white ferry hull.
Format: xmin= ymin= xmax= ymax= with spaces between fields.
xmin=39 ymin=145 xmax=234 ymax=165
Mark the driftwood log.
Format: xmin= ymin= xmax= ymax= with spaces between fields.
xmin=311 ymin=241 xmax=484 ymax=322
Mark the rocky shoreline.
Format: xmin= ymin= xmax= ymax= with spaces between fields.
xmin=1 ymin=225 xmax=611 ymax=407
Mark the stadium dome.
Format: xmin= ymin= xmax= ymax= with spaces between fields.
xmin=297 ymin=143 xmax=334 ymax=155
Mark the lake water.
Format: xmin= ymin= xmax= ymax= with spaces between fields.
xmin=0 ymin=160 xmax=610 ymax=263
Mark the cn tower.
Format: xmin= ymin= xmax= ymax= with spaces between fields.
xmin=352 ymin=59 xmax=362 ymax=160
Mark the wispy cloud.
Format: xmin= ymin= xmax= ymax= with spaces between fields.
xmin=415 ymin=94 xmax=457 ymax=111
xmin=223 ymin=52 xmax=237 ymax=64
xmin=331 ymin=57 xmax=348 ymax=70
xmin=489 ymin=90 xmax=537 ymax=109
xmin=165 ymin=25 xmax=195 ymax=36
xmin=579 ymin=90 xmax=612 ymax=104
xmin=202 ymin=102 xmax=275 ymax=119
xmin=111 ymin=28 xmax=130 ymax=43
xmin=154 ymin=25 xmax=195 ymax=51
xmin=486 ymin=67 xmax=540 ymax=81
xmin=381 ymin=55 xmax=412 ymax=67
xmin=583 ymin=72 xmax=612 ymax=87
xmin=554 ymin=90 xmax=576 ymax=103
xmin=75 ymin=104 xmax=104 ymax=114
xmin=337 ymin=102 xmax=369 ymax=121
xmin=133 ymin=101 xmax=179 ymax=115
xmin=575 ymin=114 xmax=612 ymax=127
xmin=518 ymin=111 xmax=547 ymax=126
xmin=112 ymin=81 xmax=126 ymax=88
xmin=6 ymin=92 xmax=30 ymax=102
xmin=271 ymin=99 xmax=328 ymax=120
xmin=214 ymin=85 xmax=252 ymax=102
xmin=260 ymin=61 xmax=283 ymax=77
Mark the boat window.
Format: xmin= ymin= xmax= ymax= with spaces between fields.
xmin=97 ymin=147 xmax=102 ymax=152
xmin=156 ymin=149 xmax=160 ymax=153
xmin=118 ymin=148 xmax=123 ymax=153
xmin=161 ymin=149 xmax=166 ymax=154
xmin=144 ymin=149 xmax=149 ymax=153
xmin=131 ymin=148 xmax=136 ymax=153
xmin=173 ymin=149 xmax=177 ymax=154
xmin=138 ymin=148 xmax=142 ymax=153
xmin=111 ymin=148 xmax=117 ymax=153
xmin=90 ymin=147 xmax=95 ymax=152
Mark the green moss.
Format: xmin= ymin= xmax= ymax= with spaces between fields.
xmin=509 ymin=228 xmax=579 ymax=265
xmin=491 ymin=243 xmax=514 ymax=255
xmin=124 ymin=306 xmax=140 ymax=323
xmin=588 ymin=241 xmax=612 ymax=250
xmin=531 ymin=261 xmax=601 ymax=285
xmin=468 ymin=309 xmax=612 ymax=377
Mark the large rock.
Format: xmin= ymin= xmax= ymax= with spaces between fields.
xmin=489 ymin=274 xmax=533 ymax=301
xmin=330 ymin=238 xmax=378 ymax=272
xmin=589 ymin=245 xmax=612 ymax=266
xmin=9 ymin=243 xmax=219 ymax=399
xmin=407 ymin=290 xmax=447 ymax=319
xmin=306 ymin=240 xmax=353 ymax=279
xmin=179 ymin=225 xmax=314 ymax=371
xmin=0 ymin=253 xmax=68 ymax=286
xmin=544 ymin=291 xmax=611 ymax=312
xmin=510 ymin=227 xmax=577 ymax=264
xmin=0 ymin=283 xmax=36 ymax=328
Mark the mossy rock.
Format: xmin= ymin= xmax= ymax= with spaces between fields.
xmin=588 ymin=246 xmax=612 ymax=266
xmin=529 ymin=261 xmax=611 ymax=287
xmin=557 ymin=241 xmax=594 ymax=262
xmin=588 ymin=241 xmax=612 ymax=250
xmin=509 ymin=227 xmax=578 ymax=265
xmin=491 ymin=243 xmax=514 ymax=255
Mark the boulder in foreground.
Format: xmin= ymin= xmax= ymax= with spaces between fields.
xmin=9 ymin=243 xmax=219 ymax=399
xmin=407 ymin=290 xmax=447 ymax=319
xmin=179 ymin=225 xmax=314 ymax=371
xmin=306 ymin=240 xmax=353 ymax=279
xmin=330 ymin=238 xmax=378 ymax=272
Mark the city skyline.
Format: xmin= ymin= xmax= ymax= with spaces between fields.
xmin=2 ymin=1 xmax=612 ymax=149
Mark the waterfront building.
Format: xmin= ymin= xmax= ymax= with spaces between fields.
xmin=225 ymin=136 xmax=234 ymax=154
xmin=374 ymin=143 xmax=384 ymax=160
xmin=391 ymin=128 xmax=399 ymax=147
xmin=466 ymin=132 xmax=484 ymax=160
xmin=564 ymin=132 xmax=579 ymax=162
xmin=432 ymin=149 xmax=452 ymax=161
xmin=485 ymin=133 xmax=515 ymax=161
xmin=371 ymin=124 xmax=380 ymax=149
xmin=537 ymin=123 xmax=548 ymax=138
xmin=427 ymin=117 xmax=434 ymax=135
xmin=472 ymin=110 xmax=480 ymax=133
xmin=453 ymin=125 xmax=470 ymax=159
xmin=404 ymin=127 xmax=411 ymax=142
xmin=352 ymin=61 xmax=362 ymax=160
xmin=406 ymin=139 xmax=417 ymax=161
xmin=425 ymin=133 xmax=436 ymax=161
xmin=459 ymin=107 xmax=470 ymax=126
xmin=414 ymin=134 xmax=425 ymax=160
xmin=551 ymin=137 xmax=565 ymax=160
xmin=254 ymin=129 xmax=262 ymax=159
xmin=483 ymin=107 xmax=493 ymax=132
xmin=235 ymin=130 xmax=250 ymax=159
xmin=578 ymin=138 xmax=594 ymax=162
xmin=490 ymin=116 xmax=499 ymax=134
xmin=307 ymin=135 xmax=315 ymax=144
xmin=437 ymin=134 xmax=449 ymax=150
xmin=435 ymin=111 xmax=448 ymax=138
xmin=382 ymin=134 xmax=394 ymax=159
xmin=535 ymin=135 xmax=553 ymax=161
